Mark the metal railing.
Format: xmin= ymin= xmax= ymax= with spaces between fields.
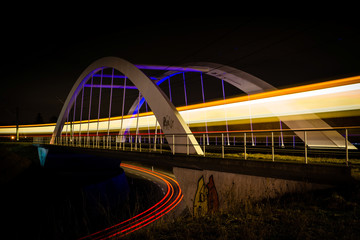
xmin=33 ymin=127 xmax=360 ymax=166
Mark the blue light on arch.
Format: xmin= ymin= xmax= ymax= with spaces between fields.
xmin=132 ymin=72 xmax=185 ymax=115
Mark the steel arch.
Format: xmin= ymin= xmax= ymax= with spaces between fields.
xmin=50 ymin=57 xmax=203 ymax=155
xmin=127 ymin=62 xmax=276 ymax=117
xmin=143 ymin=61 xmax=353 ymax=149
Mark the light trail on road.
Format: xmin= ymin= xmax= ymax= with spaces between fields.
xmin=78 ymin=163 xmax=183 ymax=240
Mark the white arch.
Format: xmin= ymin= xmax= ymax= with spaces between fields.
xmin=51 ymin=58 xmax=354 ymax=150
xmin=51 ymin=57 xmax=203 ymax=155
xmin=152 ymin=62 xmax=354 ymax=149
xmin=127 ymin=62 xmax=276 ymax=116
xmin=161 ymin=62 xmax=277 ymax=93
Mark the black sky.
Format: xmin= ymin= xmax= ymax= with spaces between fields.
xmin=1 ymin=15 xmax=359 ymax=125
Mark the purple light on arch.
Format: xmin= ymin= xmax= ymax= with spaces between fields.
xmin=84 ymin=84 xmax=137 ymax=89
xmin=155 ymin=72 xmax=184 ymax=85
xmin=93 ymin=73 xmax=125 ymax=79
xmin=93 ymin=74 xmax=158 ymax=81
xmin=130 ymin=72 xmax=187 ymax=114
xmin=132 ymin=97 xmax=146 ymax=115
xmin=134 ymin=64 xmax=206 ymax=72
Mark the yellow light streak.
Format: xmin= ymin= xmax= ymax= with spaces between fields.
xmin=0 ymin=75 xmax=359 ymax=136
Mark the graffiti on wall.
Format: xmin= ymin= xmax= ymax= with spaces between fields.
xmin=193 ymin=175 xmax=219 ymax=217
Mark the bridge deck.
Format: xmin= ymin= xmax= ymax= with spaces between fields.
xmin=40 ymin=144 xmax=355 ymax=186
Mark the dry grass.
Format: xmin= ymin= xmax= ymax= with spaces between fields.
xmin=204 ymin=151 xmax=360 ymax=166
xmin=124 ymin=184 xmax=360 ymax=240
xmin=0 ymin=142 xmax=37 ymax=184
xmin=2 ymin=142 xmax=359 ymax=239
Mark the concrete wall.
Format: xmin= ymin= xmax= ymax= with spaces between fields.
xmin=173 ymin=167 xmax=330 ymax=216
xmin=39 ymin=145 xmax=354 ymax=217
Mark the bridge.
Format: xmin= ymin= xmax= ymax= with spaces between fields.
xmin=1 ymin=56 xmax=360 ymax=179
xmin=1 ymin=57 xmax=359 ymax=154
xmin=1 ymin=57 xmax=359 ymax=238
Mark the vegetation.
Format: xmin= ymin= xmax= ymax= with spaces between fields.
xmin=120 ymin=143 xmax=360 ymax=166
xmin=202 ymin=151 xmax=360 ymax=165
xmin=1 ymin=142 xmax=359 ymax=239
xmin=0 ymin=142 xmax=38 ymax=184
xmin=124 ymin=184 xmax=360 ymax=240
xmin=0 ymin=142 xmax=164 ymax=239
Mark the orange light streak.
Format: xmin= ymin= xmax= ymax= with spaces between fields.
xmin=78 ymin=163 xmax=183 ymax=240
xmin=176 ymin=75 xmax=360 ymax=111
xmin=0 ymin=75 xmax=359 ymax=130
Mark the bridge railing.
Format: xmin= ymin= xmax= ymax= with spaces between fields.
xmin=37 ymin=127 xmax=360 ymax=166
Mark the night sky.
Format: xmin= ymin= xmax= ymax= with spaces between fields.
xmin=1 ymin=16 xmax=359 ymax=125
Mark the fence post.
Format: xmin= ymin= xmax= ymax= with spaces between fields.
xmin=221 ymin=133 xmax=224 ymax=158
xmin=271 ymin=132 xmax=274 ymax=162
xmin=293 ymin=135 xmax=295 ymax=148
xmin=304 ymin=131 xmax=308 ymax=164
xmin=244 ymin=132 xmax=247 ymax=160
xmin=119 ymin=135 xmax=122 ymax=150
xmin=172 ymin=135 xmax=175 ymax=155
xmin=130 ymin=135 xmax=133 ymax=151
xmin=186 ymin=134 xmax=189 ymax=155
xmin=203 ymin=133 xmax=206 ymax=157
xmin=345 ymin=128 xmax=349 ymax=166
xmin=160 ymin=135 xmax=163 ymax=154
xmin=153 ymin=135 xmax=157 ymax=152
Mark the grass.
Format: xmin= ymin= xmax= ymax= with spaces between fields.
xmin=118 ymin=145 xmax=360 ymax=240
xmin=0 ymin=142 xmax=166 ymax=239
xmin=124 ymin=184 xmax=360 ymax=240
xmin=108 ymin=142 xmax=360 ymax=166
xmin=2 ymin=142 xmax=360 ymax=239
xmin=203 ymin=151 xmax=360 ymax=165
xmin=0 ymin=142 xmax=38 ymax=184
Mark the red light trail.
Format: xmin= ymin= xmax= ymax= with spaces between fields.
xmin=78 ymin=163 xmax=183 ymax=240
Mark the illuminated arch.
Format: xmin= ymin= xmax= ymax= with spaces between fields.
xmin=50 ymin=57 xmax=203 ymax=155
xmin=127 ymin=62 xmax=276 ymax=116
xmin=51 ymin=57 xmax=353 ymax=151
xmin=129 ymin=62 xmax=353 ymax=149
xmin=161 ymin=62 xmax=277 ymax=93
xmin=184 ymin=62 xmax=354 ymax=149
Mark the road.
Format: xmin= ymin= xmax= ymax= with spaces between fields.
xmin=78 ymin=163 xmax=183 ymax=240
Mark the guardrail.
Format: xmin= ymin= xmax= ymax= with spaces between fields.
xmin=33 ymin=127 xmax=360 ymax=166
